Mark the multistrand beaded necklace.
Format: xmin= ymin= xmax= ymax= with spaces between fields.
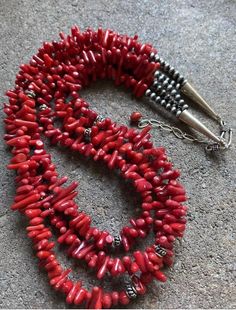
xmin=3 ymin=26 xmax=232 ymax=309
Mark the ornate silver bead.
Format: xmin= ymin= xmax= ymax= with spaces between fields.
xmin=95 ymin=115 xmax=105 ymax=123
xmin=38 ymin=104 xmax=48 ymax=111
xmin=25 ymin=90 xmax=36 ymax=98
xmin=125 ymin=282 xmax=138 ymax=300
xmin=84 ymin=128 xmax=91 ymax=142
xmin=112 ymin=235 xmax=122 ymax=247
xmin=154 ymin=244 xmax=167 ymax=257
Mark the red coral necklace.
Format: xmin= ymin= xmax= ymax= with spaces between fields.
xmin=3 ymin=26 xmax=232 ymax=309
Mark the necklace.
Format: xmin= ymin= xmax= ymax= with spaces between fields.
xmin=4 ymin=26 xmax=232 ymax=309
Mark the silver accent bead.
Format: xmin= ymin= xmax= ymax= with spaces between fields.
xmin=179 ymin=99 xmax=185 ymax=105
xmin=169 ymin=66 xmax=175 ymax=75
xmin=160 ymin=99 xmax=166 ymax=106
xmin=159 ymin=57 xmax=165 ymax=66
xmin=170 ymin=89 xmax=177 ymax=96
xmin=38 ymin=104 xmax=48 ymax=111
xmin=166 ymin=103 xmax=171 ymax=110
xmin=25 ymin=90 xmax=36 ymax=98
xmin=112 ymin=235 xmax=122 ymax=247
xmin=155 ymin=96 xmax=161 ymax=104
xmin=154 ymin=70 xmax=161 ymax=78
xmin=145 ymin=89 xmax=152 ymax=97
xmin=154 ymin=244 xmax=167 ymax=257
xmin=167 ymin=84 xmax=173 ymax=91
xmin=163 ymin=79 xmax=170 ymax=87
xmin=182 ymin=104 xmax=189 ymax=110
xmin=125 ymin=282 xmax=137 ymax=300
xmin=173 ymin=71 xmax=180 ymax=80
xmin=158 ymin=74 xmax=165 ymax=83
xmin=175 ymin=94 xmax=181 ymax=101
xmin=150 ymin=52 xmax=156 ymax=60
xmin=150 ymin=92 xmax=156 ymax=100
xmin=164 ymin=62 xmax=170 ymax=71
xmin=171 ymin=106 xmax=177 ymax=113
xmin=176 ymin=109 xmax=182 ymax=117
xmin=177 ymin=75 xmax=185 ymax=84
xmin=84 ymin=128 xmax=91 ymax=142
xmin=153 ymin=80 xmax=158 ymax=88
xmin=95 ymin=115 xmax=105 ymax=123
xmin=154 ymin=55 xmax=160 ymax=63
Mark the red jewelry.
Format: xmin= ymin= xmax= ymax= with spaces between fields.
xmin=4 ymin=26 xmax=188 ymax=309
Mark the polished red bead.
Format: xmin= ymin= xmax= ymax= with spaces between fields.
xmin=130 ymin=112 xmax=142 ymax=123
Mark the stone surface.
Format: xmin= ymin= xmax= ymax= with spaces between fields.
xmin=0 ymin=0 xmax=235 ymax=308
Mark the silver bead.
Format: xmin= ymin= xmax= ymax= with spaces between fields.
xmin=175 ymin=83 xmax=181 ymax=90
xmin=125 ymin=282 xmax=137 ymax=300
xmin=177 ymin=75 xmax=185 ymax=84
xmin=171 ymin=106 xmax=177 ymax=113
xmin=155 ymin=96 xmax=161 ymax=104
xmin=154 ymin=244 xmax=167 ymax=257
xmin=95 ymin=115 xmax=105 ymax=123
xmin=169 ymin=66 xmax=175 ymax=75
xmin=150 ymin=92 xmax=156 ymax=100
xmin=161 ymin=89 xmax=166 ymax=96
xmin=173 ymin=71 xmax=180 ymax=80
xmin=163 ymin=80 xmax=169 ymax=87
xmin=179 ymin=99 xmax=185 ymax=105
xmin=84 ymin=128 xmax=91 ymax=142
xmin=154 ymin=70 xmax=161 ymax=78
xmin=167 ymin=84 xmax=173 ymax=91
xmin=176 ymin=109 xmax=182 ymax=117
xmin=38 ymin=104 xmax=48 ymax=111
xmin=156 ymin=85 xmax=162 ymax=92
xmin=166 ymin=103 xmax=171 ymax=110
xmin=159 ymin=57 xmax=165 ymax=66
xmin=160 ymin=99 xmax=166 ymax=106
xmin=164 ymin=62 xmax=170 ymax=72
xmin=145 ymin=89 xmax=151 ymax=97
xmin=158 ymin=74 xmax=165 ymax=83
xmin=154 ymin=54 xmax=160 ymax=63
xmin=182 ymin=104 xmax=189 ymax=110
xmin=170 ymin=89 xmax=177 ymax=96
xmin=175 ymin=94 xmax=181 ymax=101
xmin=170 ymin=80 xmax=176 ymax=86
xmin=25 ymin=90 xmax=36 ymax=98
xmin=153 ymin=80 xmax=158 ymax=88
xmin=150 ymin=52 xmax=155 ymax=60
xmin=112 ymin=235 xmax=122 ymax=247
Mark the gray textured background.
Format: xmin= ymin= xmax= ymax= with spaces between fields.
xmin=0 ymin=0 xmax=235 ymax=308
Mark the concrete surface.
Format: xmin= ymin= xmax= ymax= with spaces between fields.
xmin=0 ymin=0 xmax=235 ymax=308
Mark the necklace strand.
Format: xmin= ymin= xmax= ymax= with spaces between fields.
xmin=4 ymin=26 xmax=187 ymax=309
